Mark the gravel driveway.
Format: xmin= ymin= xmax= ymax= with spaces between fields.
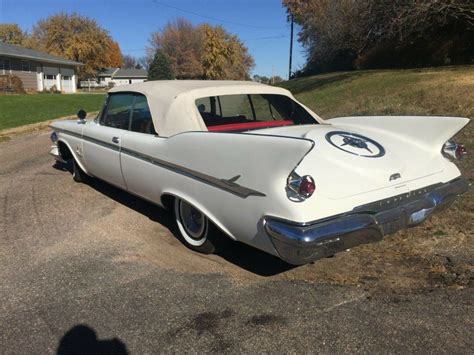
xmin=0 ymin=130 xmax=472 ymax=353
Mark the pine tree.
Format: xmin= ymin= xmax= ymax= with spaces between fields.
xmin=148 ymin=49 xmax=175 ymax=80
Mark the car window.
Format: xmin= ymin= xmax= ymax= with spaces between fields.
xmin=130 ymin=94 xmax=156 ymax=135
xmin=251 ymin=94 xmax=285 ymax=121
xmin=218 ymin=95 xmax=253 ymax=119
xmin=196 ymin=97 xmax=212 ymax=115
xmin=101 ymin=93 xmax=134 ymax=130
xmin=195 ymin=94 xmax=316 ymax=132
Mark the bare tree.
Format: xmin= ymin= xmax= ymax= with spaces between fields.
xmin=122 ymin=54 xmax=137 ymax=69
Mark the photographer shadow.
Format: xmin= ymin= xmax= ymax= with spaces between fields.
xmin=57 ymin=324 xmax=128 ymax=355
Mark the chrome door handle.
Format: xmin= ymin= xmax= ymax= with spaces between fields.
xmin=112 ymin=137 xmax=120 ymax=144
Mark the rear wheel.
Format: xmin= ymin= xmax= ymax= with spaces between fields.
xmin=72 ymin=158 xmax=90 ymax=183
xmin=174 ymin=198 xmax=216 ymax=254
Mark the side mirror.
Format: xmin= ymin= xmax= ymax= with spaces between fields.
xmin=77 ymin=109 xmax=87 ymax=121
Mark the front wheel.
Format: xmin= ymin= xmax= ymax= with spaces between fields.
xmin=72 ymin=158 xmax=90 ymax=183
xmin=174 ymin=198 xmax=216 ymax=254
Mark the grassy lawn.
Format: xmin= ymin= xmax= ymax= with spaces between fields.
xmin=0 ymin=93 xmax=105 ymax=131
xmin=280 ymin=66 xmax=474 ymax=119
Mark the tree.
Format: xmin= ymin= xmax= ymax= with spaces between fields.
xmin=202 ymin=25 xmax=229 ymax=79
xmin=273 ymin=75 xmax=284 ymax=84
xmin=283 ymin=0 xmax=474 ymax=74
xmin=137 ymin=56 xmax=149 ymax=70
xmin=148 ymin=49 xmax=175 ymax=80
xmin=253 ymin=75 xmax=269 ymax=84
xmin=122 ymin=54 xmax=138 ymax=69
xmin=148 ymin=18 xmax=254 ymax=79
xmin=0 ymin=24 xmax=27 ymax=45
xmin=148 ymin=18 xmax=204 ymax=79
xmin=107 ymin=40 xmax=123 ymax=68
xmin=122 ymin=55 xmax=148 ymax=69
xmin=27 ymin=13 xmax=123 ymax=79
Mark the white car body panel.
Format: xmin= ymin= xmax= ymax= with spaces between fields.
xmin=49 ymin=81 xmax=470 ymax=264
xmin=83 ymin=123 xmax=127 ymax=189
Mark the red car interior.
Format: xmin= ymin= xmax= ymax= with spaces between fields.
xmin=207 ymin=120 xmax=294 ymax=132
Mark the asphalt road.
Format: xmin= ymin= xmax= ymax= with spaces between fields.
xmin=0 ymin=130 xmax=472 ymax=353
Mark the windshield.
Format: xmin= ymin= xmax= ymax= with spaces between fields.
xmin=195 ymin=94 xmax=316 ymax=132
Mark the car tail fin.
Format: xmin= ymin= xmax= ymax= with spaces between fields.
xmin=329 ymin=116 xmax=470 ymax=150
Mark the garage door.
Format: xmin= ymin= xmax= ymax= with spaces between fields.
xmin=61 ymin=75 xmax=74 ymax=93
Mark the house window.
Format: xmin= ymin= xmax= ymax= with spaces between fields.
xmin=62 ymin=75 xmax=71 ymax=80
xmin=44 ymin=74 xmax=55 ymax=80
xmin=0 ymin=58 xmax=11 ymax=74
xmin=21 ymin=60 xmax=30 ymax=72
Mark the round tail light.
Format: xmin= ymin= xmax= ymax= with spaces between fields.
xmin=455 ymin=144 xmax=467 ymax=159
xmin=287 ymin=173 xmax=315 ymax=200
xmin=298 ymin=175 xmax=316 ymax=198
xmin=443 ymin=140 xmax=467 ymax=160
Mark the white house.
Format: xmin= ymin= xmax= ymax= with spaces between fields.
xmin=98 ymin=68 xmax=148 ymax=87
xmin=0 ymin=42 xmax=82 ymax=93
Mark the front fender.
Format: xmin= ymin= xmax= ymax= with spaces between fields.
xmin=57 ymin=137 xmax=90 ymax=175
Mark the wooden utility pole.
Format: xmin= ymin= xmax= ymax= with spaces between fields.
xmin=288 ymin=14 xmax=294 ymax=80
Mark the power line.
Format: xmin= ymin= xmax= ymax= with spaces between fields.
xmin=245 ymin=35 xmax=288 ymax=41
xmin=152 ymin=0 xmax=286 ymax=30
xmin=122 ymin=35 xmax=288 ymax=53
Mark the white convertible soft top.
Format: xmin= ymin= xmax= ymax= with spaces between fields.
xmin=109 ymin=80 xmax=319 ymax=137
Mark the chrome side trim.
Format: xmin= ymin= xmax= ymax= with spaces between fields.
xmin=120 ymin=147 xmax=265 ymax=198
xmin=265 ymin=177 xmax=469 ymax=265
xmin=51 ymin=127 xmax=265 ymax=198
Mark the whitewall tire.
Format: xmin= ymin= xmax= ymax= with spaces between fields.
xmin=174 ymin=198 xmax=216 ymax=254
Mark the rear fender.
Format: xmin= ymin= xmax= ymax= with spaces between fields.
xmin=157 ymin=131 xmax=315 ymax=198
xmin=160 ymin=190 xmax=237 ymax=240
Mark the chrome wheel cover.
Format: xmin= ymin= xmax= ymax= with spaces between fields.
xmin=176 ymin=200 xmax=207 ymax=245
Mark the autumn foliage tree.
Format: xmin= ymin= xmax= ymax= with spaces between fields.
xmin=107 ymin=40 xmax=123 ymax=68
xmin=148 ymin=18 xmax=254 ymax=80
xmin=0 ymin=24 xmax=27 ymax=45
xmin=283 ymin=0 xmax=474 ymax=74
xmin=27 ymin=13 xmax=123 ymax=79
xmin=202 ymin=25 xmax=254 ymax=80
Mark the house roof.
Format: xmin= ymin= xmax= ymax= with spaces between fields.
xmin=109 ymin=80 xmax=313 ymax=137
xmin=98 ymin=67 xmax=148 ymax=78
xmin=0 ymin=42 xmax=83 ymax=66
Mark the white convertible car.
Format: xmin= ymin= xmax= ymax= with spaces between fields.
xmin=49 ymin=80 xmax=469 ymax=265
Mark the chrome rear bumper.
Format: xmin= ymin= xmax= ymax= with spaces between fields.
xmin=264 ymin=178 xmax=469 ymax=265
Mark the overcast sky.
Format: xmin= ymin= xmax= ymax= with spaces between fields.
xmin=0 ymin=0 xmax=306 ymax=79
